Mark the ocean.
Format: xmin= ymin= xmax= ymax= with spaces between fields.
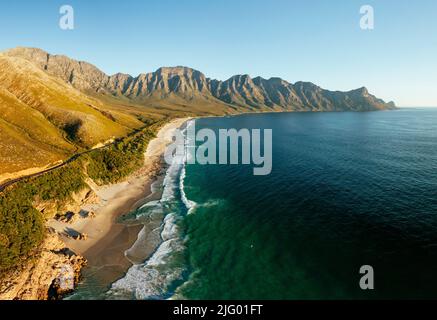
xmin=75 ymin=108 xmax=437 ymax=299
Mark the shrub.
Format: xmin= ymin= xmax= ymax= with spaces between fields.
xmin=0 ymin=187 xmax=45 ymax=271
xmin=0 ymin=125 xmax=158 ymax=272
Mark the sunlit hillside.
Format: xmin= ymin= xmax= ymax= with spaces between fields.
xmin=0 ymin=48 xmax=395 ymax=178
xmin=0 ymin=54 xmax=148 ymax=176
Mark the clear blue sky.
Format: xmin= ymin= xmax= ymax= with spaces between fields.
xmin=0 ymin=0 xmax=436 ymax=106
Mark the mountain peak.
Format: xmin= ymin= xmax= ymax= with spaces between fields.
xmin=5 ymin=47 xmax=48 ymax=56
xmin=228 ymin=74 xmax=252 ymax=80
xmin=155 ymin=66 xmax=202 ymax=76
xmin=2 ymin=47 xmax=396 ymax=111
xmin=357 ymin=86 xmax=369 ymax=95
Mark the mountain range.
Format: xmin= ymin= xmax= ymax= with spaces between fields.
xmin=5 ymin=47 xmax=395 ymax=111
xmin=0 ymin=47 xmax=396 ymax=176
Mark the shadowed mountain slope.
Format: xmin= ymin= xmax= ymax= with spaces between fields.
xmin=5 ymin=47 xmax=396 ymax=112
xmin=0 ymin=53 xmax=146 ymax=176
xmin=0 ymin=47 xmax=396 ymax=176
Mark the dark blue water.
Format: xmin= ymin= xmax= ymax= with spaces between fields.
xmin=177 ymin=109 xmax=437 ymax=299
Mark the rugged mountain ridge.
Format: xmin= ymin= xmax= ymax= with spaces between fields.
xmin=0 ymin=46 xmax=396 ymax=175
xmin=4 ymin=47 xmax=396 ymax=112
xmin=0 ymin=51 xmax=151 ymax=176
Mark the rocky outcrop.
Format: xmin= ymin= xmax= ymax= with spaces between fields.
xmin=4 ymin=47 xmax=396 ymax=112
xmin=0 ymin=51 xmax=132 ymax=172
xmin=4 ymin=47 xmax=108 ymax=93
xmin=0 ymin=229 xmax=86 ymax=300
xmin=34 ymin=186 xmax=100 ymax=219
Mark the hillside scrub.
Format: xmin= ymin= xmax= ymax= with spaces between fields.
xmin=0 ymin=187 xmax=45 ymax=273
xmin=86 ymin=128 xmax=155 ymax=184
xmin=0 ymin=125 xmax=159 ymax=272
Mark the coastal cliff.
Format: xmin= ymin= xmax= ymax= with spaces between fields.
xmin=0 ymin=119 xmax=183 ymax=300
xmin=0 ymin=126 xmax=157 ymax=298
xmin=0 ymin=229 xmax=86 ymax=300
xmin=0 ymin=47 xmax=397 ymax=300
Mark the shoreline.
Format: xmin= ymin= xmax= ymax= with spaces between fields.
xmin=48 ymin=117 xmax=191 ymax=294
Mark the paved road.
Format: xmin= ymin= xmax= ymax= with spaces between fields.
xmin=0 ymin=124 xmax=153 ymax=193
xmin=0 ymin=145 xmax=107 ymax=193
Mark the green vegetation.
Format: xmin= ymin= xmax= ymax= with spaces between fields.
xmin=0 ymin=124 xmax=160 ymax=272
xmin=0 ymin=187 xmax=45 ymax=272
xmin=25 ymin=161 xmax=87 ymax=204
xmin=86 ymin=128 xmax=155 ymax=184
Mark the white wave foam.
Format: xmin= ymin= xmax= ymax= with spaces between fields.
xmin=139 ymin=200 xmax=160 ymax=209
xmin=180 ymin=165 xmax=197 ymax=214
xmin=109 ymin=211 xmax=185 ymax=299
xmin=150 ymin=180 xmax=161 ymax=194
xmin=200 ymin=199 xmax=223 ymax=208
xmin=184 ymin=119 xmax=196 ymax=164
xmin=107 ymin=125 xmax=192 ymax=300
xmin=161 ymin=213 xmax=180 ymax=241
xmin=109 ymin=265 xmax=184 ymax=300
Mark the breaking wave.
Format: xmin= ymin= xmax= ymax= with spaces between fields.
xmin=106 ymin=120 xmax=196 ymax=300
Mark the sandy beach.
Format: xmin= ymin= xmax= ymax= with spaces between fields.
xmin=48 ymin=117 xmax=190 ymax=288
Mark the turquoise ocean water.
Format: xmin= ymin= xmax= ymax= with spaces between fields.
xmin=75 ymin=108 xmax=437 ymax=299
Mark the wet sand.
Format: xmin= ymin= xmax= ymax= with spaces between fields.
xmin=48 ymin=118 xmax=191 ymax=289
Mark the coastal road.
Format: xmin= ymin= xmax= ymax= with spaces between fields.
xmin=0 ymin=124 xmax=156 ymax=193
xmin=0 ymin=144 xmax=110 ymax=193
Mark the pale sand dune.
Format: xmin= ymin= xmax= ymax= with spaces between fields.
xmin=48 ymin=118 xmax=191 ymax=281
